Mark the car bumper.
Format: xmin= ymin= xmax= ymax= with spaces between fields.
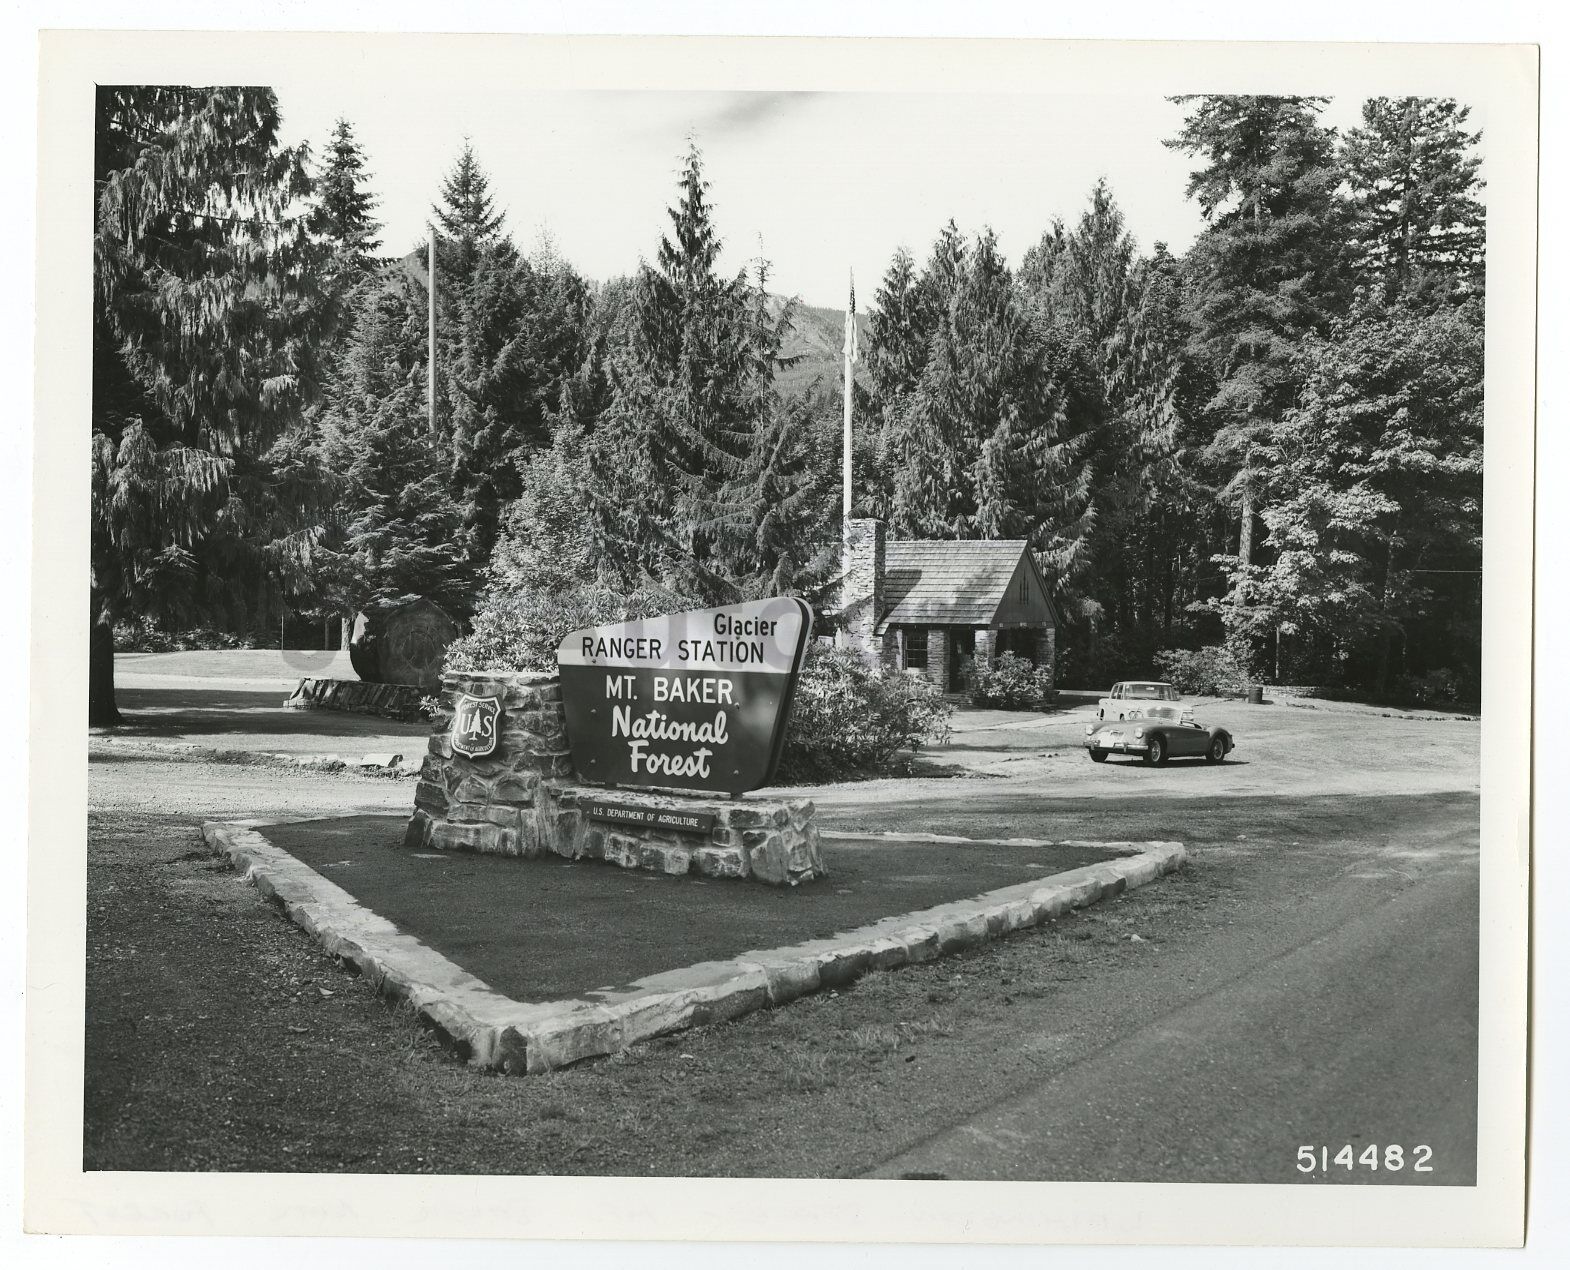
xmin=1084 ymin=737 xmax=1151 ymax=755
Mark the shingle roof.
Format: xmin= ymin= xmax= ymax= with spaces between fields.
xmin=878 ymin=539 xmax=1035 ymax=631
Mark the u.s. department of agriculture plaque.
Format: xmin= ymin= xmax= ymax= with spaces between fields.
xmin=556 ymin=597 xmax=813 ymax=796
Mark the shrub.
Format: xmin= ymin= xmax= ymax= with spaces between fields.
xmin=1152 ymin=644 xmax=1252 ymax=696
xmin=113 ymin=618 xmax=258 ymax=652
xmin=1394 ymin=667 xmax=1463 ymax=707
xmin=1054 ymin=631 xmax=1139 ymax=691
xmin=774 ymin=645 xmax=952 ymax=783
xmin=969 ymin=652 xmax=1054 ymax=709
xmin=446 ymin=578 xmax=700 ymax=673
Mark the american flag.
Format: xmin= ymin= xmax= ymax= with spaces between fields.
xmin=843 ymin=272 xmax=859 ymax=364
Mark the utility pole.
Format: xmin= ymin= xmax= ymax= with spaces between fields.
xmin=427 ymin=223 xmax=438 ymax=437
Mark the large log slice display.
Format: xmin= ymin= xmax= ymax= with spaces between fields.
xmin=348 ymin=598 xmax=459 ymax=692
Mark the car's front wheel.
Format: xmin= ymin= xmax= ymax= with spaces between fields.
xmin=1089 ymin=749 xmax=1108 ymax=763
xmin=1205 ymin=735 xmax=1226 ymax=764
xmin=1144 ymin=735 xmax=1167 ymax=766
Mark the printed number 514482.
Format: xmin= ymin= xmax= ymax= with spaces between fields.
xmin=1297 ymin=1145 xmax=1433 ymax=1173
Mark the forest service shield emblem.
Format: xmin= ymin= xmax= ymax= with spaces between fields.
xmin=450 ymin=693 xmax=501 ymax=759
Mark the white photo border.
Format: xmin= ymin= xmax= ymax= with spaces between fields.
xmin=25 ymin=28 xmax=1537 ymax=1248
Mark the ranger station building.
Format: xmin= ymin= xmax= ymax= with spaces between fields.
xmin=834 ymin=518 xmax=1059 ymax=694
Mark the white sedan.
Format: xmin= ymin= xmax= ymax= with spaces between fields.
xmin=1097 ymin=680 xmax=1190 ymax=722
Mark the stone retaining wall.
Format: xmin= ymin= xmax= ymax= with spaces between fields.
xmin=406 ymin=670 xmax=825 ymax=886
xmin=285 ymin=677 xmax=425 ymax=723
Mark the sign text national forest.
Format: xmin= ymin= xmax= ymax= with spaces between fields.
xmin=556 ymin=597 xmax=813 ymax=796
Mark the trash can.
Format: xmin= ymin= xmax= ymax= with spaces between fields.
xmin=1247 ymin=684 xmax=1264 ymax=705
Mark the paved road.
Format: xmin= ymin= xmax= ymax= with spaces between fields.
xmin=864 ymin=817 xmax=1478 ymax=1184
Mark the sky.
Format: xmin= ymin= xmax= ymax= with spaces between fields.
xmin=268 ymin=81 xmax=1369 ymax=310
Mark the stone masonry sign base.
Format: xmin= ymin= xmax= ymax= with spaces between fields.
xmin=410 ymin=670 xmax=824 ymax=886
xmin=202 ymin=819 xmax=1185 ymax=1075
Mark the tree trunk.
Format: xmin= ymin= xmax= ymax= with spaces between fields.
xmin=1374 ymin=534 xmax=1397 ymax=697
xmin=1238 ymin=488 xmax=1254 ymax=570
xmin=88 ymin=591 xmax=122 ymax=728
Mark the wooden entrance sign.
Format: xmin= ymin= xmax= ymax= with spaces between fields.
xmin=556 ymin=597 xmax=813 ymax=797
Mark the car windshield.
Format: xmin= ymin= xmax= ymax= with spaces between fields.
xmin=1127 ymin=683 xmax=1170 ymax=699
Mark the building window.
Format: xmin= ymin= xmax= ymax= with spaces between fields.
xmin=1019 ymin=572 xmax=1028 ymax=603
xmin=905 ymin=627 xmax=928 ymax=670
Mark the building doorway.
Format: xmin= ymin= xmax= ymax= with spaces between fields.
xmin=948 ymin=627 xmax=976 ymax=690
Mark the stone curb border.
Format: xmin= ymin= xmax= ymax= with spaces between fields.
xmin=202 ymin=820 xmax=1186 ymax=1075
xmin=94 ymin=736 xmax=421 ymax=777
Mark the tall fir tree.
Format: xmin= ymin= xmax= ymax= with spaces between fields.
xmin=313 ymin=118 xmax=383 ymax=279
xmin=316 ymin=381 xmax=471 ymax=615
xmin=309 ymin=269 xmax=469 ymax=621
xmin=1020 ymin=184 xmax=1211 ymax=661
xmin=1341 ymin=97 xmax=1485 ymax=304
xmin=563 ymin=142 xmax=832 ymax=603
xmin=432 ymin=141 xmax=507 ymax=283
xmin=415 ymin=142 xmax=591 ymax=563
xmin=859 ymin=247 xmax=923 ymax=519
xmin=882 ymin=226 xmax=1095 ymax=605
xmin=91 ymin=86 xmax=326 ymax=724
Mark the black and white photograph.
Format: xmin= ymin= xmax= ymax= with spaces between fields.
xmin=20 ymin=16 xmax=1543 ymax=1254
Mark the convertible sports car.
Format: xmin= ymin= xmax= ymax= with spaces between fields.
xmin=1083 ymin=703 xmax=1234 ymax=765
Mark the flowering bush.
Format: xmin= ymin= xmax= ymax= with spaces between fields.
xmin=774 ymin=645 xmax=952 ymax=783
xmin=968 ymin=652 xmax=1054 ymax=709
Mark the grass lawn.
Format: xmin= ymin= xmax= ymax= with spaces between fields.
xmin=267 ymin=815 xmax=1125 ymax=1001
xmin=100 ymin=650 xmax=428 ymax=754
xmin=116 ymin=648 xmax=359 ymax=684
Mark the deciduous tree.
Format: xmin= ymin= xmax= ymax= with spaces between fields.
xmin=1166 ymin=94 xmax=1351 ymax=658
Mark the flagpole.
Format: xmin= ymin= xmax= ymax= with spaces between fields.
xmin=842 ymin=271 xmax=855 ymax=523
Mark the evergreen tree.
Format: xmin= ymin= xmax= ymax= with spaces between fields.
xmin=1027 ymin=180 xmax=1134 ymax=348
xmin=1167 ymin=95 xmax=1352 ymax=659
xmin=432 ymin=141 xmax=506 ymax=283
xmin=1341 ymin=97 xmax=1485 ymax=303
xmin=1102 ymin=244 xmax=1213 ymax=646
xmin=885 ymin=227 xmax=1095 ymax=600
xmin=1022 ymin=186 xmax=1212 ymax=658
xmin=859 ymin=247 xmax=922 ymax=519
xmin=913 ymin=219 xmax=970 ymax=328
xmin=566 ymin=142 xmax=833 ymax=602
xmin=441 ymin=239 xmax=589 ymax=559
xmin=309 ymin=269 xmax=461 ymax=622
xmin=867 ymin=225 xmax=968 ymax=535
xmin=313 ymin=118 xmax=383 ymax=278
xmin=402 ymin=142 xmax=592 ymax=563
xmin=1017 ymin=217 xmax=1068 ymax=302
xmin=316 ymin=381 xmax=471 ymax=614
xmin=91 ymin=86 xmax=325 ymax=724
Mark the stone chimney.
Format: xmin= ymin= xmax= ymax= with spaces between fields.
xmin=839 ymin=517 xmax=885 ymax=667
